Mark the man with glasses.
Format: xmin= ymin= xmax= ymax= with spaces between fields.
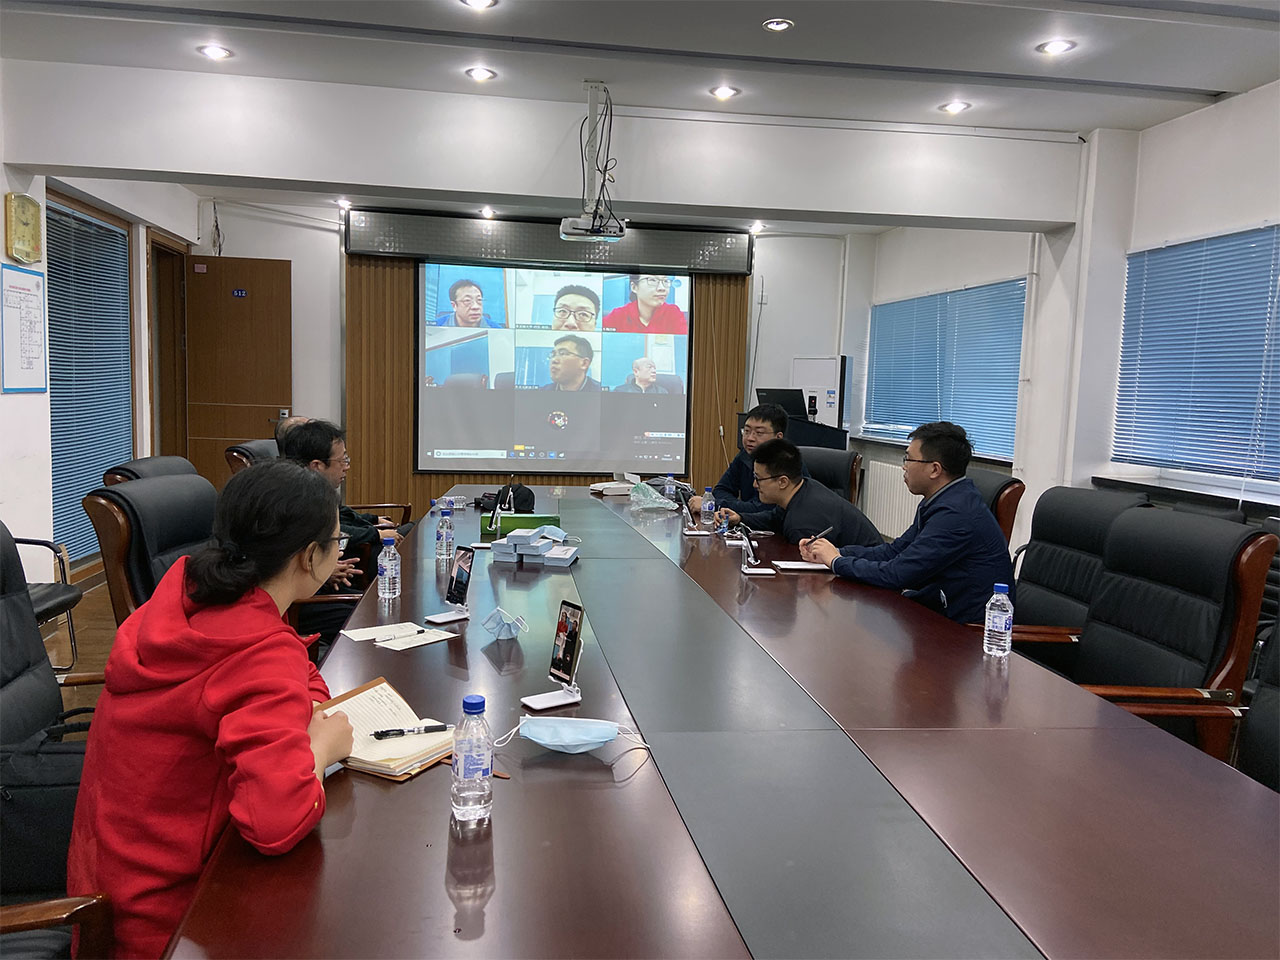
xmin=540 ymin=334 xmax=603 ymax=392
xmin=800 ymin=421 xmax=1013 ymax=623
xmin=714 ymin=439 xmax=881 ymax=548
xmin=689 ymin=403 xmax=801 ymax=515
xmin=436 ymin=279 xmax=505 ymax=328
xmin=603 ymin=274 xmax=688 ymax=334
xmin=550 ymin=284 xmax=599 ymax=331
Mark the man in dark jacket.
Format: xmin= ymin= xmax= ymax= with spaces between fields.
xmin=801 ymin=422 xmax=1013 ymax=623
xmin=689 ymin=403 xmax=807 ymax=515
xmin=716 ymin=439 xmax=882 ymax=548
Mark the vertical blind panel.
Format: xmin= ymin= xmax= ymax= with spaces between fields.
xmin=865 ymin=278 xmax=1025 ymax=459
xmin=48 ymin=203 xmax=133 ymax=561
xmin=1113 ymin=225 xmax=1279 ymax=481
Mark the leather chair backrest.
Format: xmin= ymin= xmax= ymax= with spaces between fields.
xmin=1075 ymin=508 xmax=1264 ymax=690
xmin=966 ymin=466 xmax=1025 ymax=544
xmin=89 ymin=475 xmax=217 ymax=607
xmin=493 ymin=372 xmax=515 ymax=389
xmin=1172 ymin=501 xmax=1246 ymax=524
xmin=796 ymin=446 xmax=857 ymax=503
xmin=102 ymin=455 xmax=197 ymax=486
xmin=228 ymin=438 xmax=278 ymax=463
xmin=1016 ymin=487 xmax=1149 ymax=628
xmin=0 ymin=522 xmax=63 ymax=745
xmin=1258 ymin=517 xmax=1279 ymax=644
xmin=1237 ymin=632 xmax=1278 ymax=791
xmin=654 ymin=374 xmax=684 ymax=395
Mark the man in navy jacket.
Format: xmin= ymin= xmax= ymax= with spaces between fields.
xmin=689 ymin=403 xmax=807 ymax=515
xmin=801 ymin=422 xmax=1013 ymax=623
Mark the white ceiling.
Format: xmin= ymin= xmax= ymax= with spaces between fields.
xmin=8 ymin=0 xmax=1279 ymax=232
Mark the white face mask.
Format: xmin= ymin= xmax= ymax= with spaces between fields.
xmin=479 ymin=606 xmax=528 ymax=640
xmin=493 ymin=715 xmax=650 ymax=755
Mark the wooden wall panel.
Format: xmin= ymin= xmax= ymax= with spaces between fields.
xmin=344 ymin=256 xmax=747 ymax=510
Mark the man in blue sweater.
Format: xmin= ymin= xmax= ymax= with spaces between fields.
xmin=689 ymin=403 xmax=806 ymax=515
xmin=801 ymin=422 xmax=1013 ymax=623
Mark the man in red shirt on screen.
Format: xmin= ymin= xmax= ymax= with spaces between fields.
xmin=602 ymin=274 xmax=688 ymax=334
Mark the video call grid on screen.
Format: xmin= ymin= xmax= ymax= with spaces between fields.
xmin=416 ymin=262 xmax=692 ymax=474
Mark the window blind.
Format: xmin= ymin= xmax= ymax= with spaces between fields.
xmin=48 ymin=202 xmax=133 ymax=561
xmin=864 ymin=278 xmax=1026 ymax=459
xmin=1113 ymin=225 xmax=1279 ymax=482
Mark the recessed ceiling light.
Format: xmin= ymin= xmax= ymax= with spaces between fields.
xmin=336 ymin=198 xmax=352 ymax=210
xmin=711 ymin=85 xmax=740 ymax=100
xmin=750 ymin=220 xmax=765 ymax=234
xmin=465 ymin=66 xmax=497 ymax=82
xmin=460 ymin=0 xmax=497 ymax=8
xmin=197 ymin=44 xmax=233 ymax=61
xmin=480 ymin=206 xmax=495 ymax=219
xmin=1036 ymin=39 xmax=1077 ymax=56
xmin=762 ymin=18 xmax=794 ymax=32
xmin=939 ymin=101 xmax=971 ymax=115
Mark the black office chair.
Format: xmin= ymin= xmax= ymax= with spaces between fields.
xmin=9 ymin=536 xmax=84 ymax=671
xmin=654 ymin=373 xmax=684 ymax=395
xmin=1237 ymin=635 xmax=1279 ymax=790
xmin=796 ymin=445 xmax=862 ymax=505
xmin=1172 ymin=501 xmax=1246 ymax=524
xmin=1014 ymin=487 xmax=1150 ymax=629
xmin=225 ymin=438 xmax=278 ymax=475
xmin=0 ymin=522 xmax=112 ymax=958
xmin=81 ymin=474 xmax=218 ymax=626
xmin=493 ymin=372 xmax=515 ymax=389
xmin=1015 ymin=508 xmax=1278 ymax=760
xmin=1246 ymin=516 xmax=1279 ymax=702
xmin=966 ymin=466 xmax=1025 ymax=545
xmin=102 ymin=455 xmax=198 ymax=487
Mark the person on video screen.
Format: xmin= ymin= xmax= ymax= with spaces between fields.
xmin=435 ymin=279 xmax=504 ymax=328
xmin=541 ymin=334 xmax=602 ymax=392
xmin=551 ymin=285 xmax=599 ymax=331
xmin=602 ymin=274 xmax=688 ymax=334
xmin=614 ymin=357 xmax=669 ymax=394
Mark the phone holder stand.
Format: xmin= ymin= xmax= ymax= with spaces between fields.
xmin=682 ymin=526 xmax=711 ymax=538
xmin=520 ymin=681 xmax=582 ymax=711
xmin=425 ymin=602 xmax=470 ymax=625
xmin=741 ymin=562 xmax=777 ymax=576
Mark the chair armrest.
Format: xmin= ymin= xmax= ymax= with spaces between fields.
xmin=1082 ymin=684 xmax=1237 ymax=704
xmin=12 ymin=537 xmax=72 ymax=584
xmin=1117 ymin=702 xmax=1244 ymax=720
xmin=56 ymin=671 xmax=106 ymax=687
xmin=348 ymin=503 xmax=413 ymax=525
xmin=286 ymin=594 xmax=360 ymax=632
xmin=0 ymin=894 xmax=112 ymax=957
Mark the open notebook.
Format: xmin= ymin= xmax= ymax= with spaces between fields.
xmin=319 ymin=678 xmax=453 ymax=781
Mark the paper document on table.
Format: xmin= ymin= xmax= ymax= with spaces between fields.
xmin=772 ymin=560 xmax=834 ymax=572
xmin=321 ymin=678 xmax=419 ymax=731
xmin=319 ymin=678 xmax=453 ymax=778
xmin=339 ymin=622 xmax=424 ymax=642
xmin=376 ymin=629 xmax=455 ymax=651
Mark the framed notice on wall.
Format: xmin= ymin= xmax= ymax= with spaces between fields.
xmin=1 ymin=263 xmax=47 ymax=393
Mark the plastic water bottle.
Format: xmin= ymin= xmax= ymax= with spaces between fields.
xmin=377 ymin=537 xmax=400 ymax=599
xmin=436 ymin=509 xmax=454 ymax=561
xmin=701 ymin=487 xmax=716 ymax=527
xmin=983 ymin=583 xmax=1014 ymax=657
xmin=451 ymin=694 xmax=493 ymax=823
xmin=663 ymin=473 xmax=676 ymax=501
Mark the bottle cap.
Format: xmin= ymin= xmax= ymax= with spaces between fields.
xmin=382 ymin=537 xmax=395 ymax=545
xmin=442 ymin=509 xmax=452 ymax=516
xmin=993 ymin=583 xmax=1009 ymax=594
xmin=463 ymin=694 xmax=485 ymax=715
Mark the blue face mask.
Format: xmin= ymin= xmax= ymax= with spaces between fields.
xmin=494 ymin=716 xmax=649 ymax=755
xmin=480 ymin=606 xmax=528 ymax=640
xmin=536 ymin=525 xmax=580 ymax=544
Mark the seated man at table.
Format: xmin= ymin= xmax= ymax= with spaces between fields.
xmin=800 ymin=421 xmax=1013 ymax=623
xmin=715 ymin=439 xmax=882 ymax=548
xmin=689 ymin=402 xmax=807 ymax=515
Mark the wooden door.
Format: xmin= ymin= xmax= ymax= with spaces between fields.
xmin=151 ymin=241 xmax=187 ymax=457
xmin=184 ymin=256 xmax=292 ymax=488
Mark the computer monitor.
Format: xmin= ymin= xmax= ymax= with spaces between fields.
xmin=755 ymin=387 xmax=808 ymax=418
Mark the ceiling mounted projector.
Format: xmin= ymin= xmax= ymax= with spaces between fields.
xmin=559 ymin=216 xmax=625 ymax=242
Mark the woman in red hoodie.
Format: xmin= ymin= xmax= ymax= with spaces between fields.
xmin=67 ymin=460 xmax=356 ymax=958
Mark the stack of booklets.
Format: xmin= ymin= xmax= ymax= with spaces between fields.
xmin=490 ymin=536 xmax=519 ymax=564
xmin=542 ymin=544 xmax=580 ymax=567
xmin=516 ymin=537 xmax=555 ymax=560
xmin=319 ymin=677 xmax=453 ymax=781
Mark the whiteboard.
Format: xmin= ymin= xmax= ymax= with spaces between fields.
xmin=1 ymin=264 xmax=47 ymax=393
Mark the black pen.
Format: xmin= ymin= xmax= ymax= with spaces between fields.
xmin=801 ymin=525 xmax=834 ymax=547
xmin=371 ymin=723 xmax=452 ymax=740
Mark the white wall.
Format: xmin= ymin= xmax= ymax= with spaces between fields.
xmin=872 ymin=227 xmax=1032 ymax=303
xmin=1132 ymin=81 xmax=1280 ymax=250
xmin=839 ymin=235 xmax=877 ymax=431
xmin=748 ymin=237 xmax=845 ymax=404
xmin=50 ymin=177 xmax=198 ymax=242
xmin=192 ymin=201 xmax=344 ymax=423
xmin=4 ymin=59 xmax=1082 ymax=230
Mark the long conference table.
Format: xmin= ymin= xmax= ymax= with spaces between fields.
xmin=168 ymin=486 xmax=1280 ymax=959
